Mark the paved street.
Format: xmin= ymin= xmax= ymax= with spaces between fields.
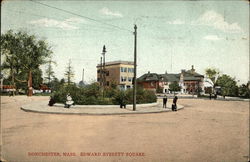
xmin=1 ymin=96 xmax=249 ymax=162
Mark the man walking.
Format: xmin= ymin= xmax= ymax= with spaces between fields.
xmin=163 ymin=95 xmax=167 ymax=108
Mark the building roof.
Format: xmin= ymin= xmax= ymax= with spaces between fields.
xmin=159 ymin=74 xmax=180 ymax=82
xmin=183 ymin=77 xmax=201 ymax=81
xmin=138 ymin=70 xmax=203 ymax=83
xmin=185 ymin=70 xmax=204 ymax=77
xmin=137 ymin=73 xmax=160 ymax=82
xmin=97 ymin=60 xmax=134 ymax=67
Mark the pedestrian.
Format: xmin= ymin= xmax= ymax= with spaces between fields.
xmin=163 ymin=95 xmax=167 ymax=108
xmin=172 ymin=96 xmax=178 ymax=111
xmin=65 ymin=93 xmax=74 ymax=108
xmin=214 ymin=92 xmax=217 ymax=100
xmin=209 ymin=93 xmax=212 ymax=100
xmin=48 ymin=96 xmax=56 ymax=106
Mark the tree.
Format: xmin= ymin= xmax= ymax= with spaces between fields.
xmin=238 ymin=83 xmax=250 ymax=98
xmin=1 ymin=30 xmax=52 ymax=96
xmin=205 ymin=68 xmax=219 ymax=85
xmin=45 ymin=58 xmax=56 ymax=88
xmin=169 ymin=81 xmax=181 ymax=95
xmin=64 ymin=59 xmax=74 ymax=85
xmin=216 ymin=74 xmax=238 ymax=97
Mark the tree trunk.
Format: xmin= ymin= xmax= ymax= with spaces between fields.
xmin=28 ymin=70 xmax=33 ymax=96
xmin=11 ymin=67 xmax=15 ymax=96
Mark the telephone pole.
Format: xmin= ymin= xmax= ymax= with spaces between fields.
xmin=133 ymin=25 xmax=137 ymax=111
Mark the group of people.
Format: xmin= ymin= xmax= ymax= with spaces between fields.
xmin=163 ymin=95 xmax=178 ymax=111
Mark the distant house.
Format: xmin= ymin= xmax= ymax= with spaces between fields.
xmin=137 ymin=65 xmax=204 ymax=94
xmin=1 ymin=85 xmax=16 ymax=92
xmin=38 ymin=84 xmax=51 ymax=93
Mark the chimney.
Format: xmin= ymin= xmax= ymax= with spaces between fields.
xmin=191 ymin=65 xmax=195 ymax=74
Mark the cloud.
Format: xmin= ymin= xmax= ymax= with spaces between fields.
xmin=193 ymin=10 xmax=243 ymax=33
xmin=203 ymin=35 xmax=222 ymax=41
xmin=167 ymin=19 xmax=185 ymax=25
xmin=28 ymin=17 xmax=86 ymax=30
xmin=99 ymin=7 xmax=123 ymax=17
xmin=64 ymin=17 xmax=86 ymax=24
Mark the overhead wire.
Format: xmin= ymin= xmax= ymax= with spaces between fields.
xmin=29 ymin=0 xmax=133 ymax=34
xmin=5 ymin=9 xmax=124 ymax=33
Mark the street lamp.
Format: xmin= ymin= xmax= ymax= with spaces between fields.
xmin=101 ymin=45 xmax=107 ymax=98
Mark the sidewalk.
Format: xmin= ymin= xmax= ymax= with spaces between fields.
xmin=21 ymin=101 xmax=184 ymax=115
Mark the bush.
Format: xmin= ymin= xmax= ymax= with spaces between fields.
xmin=52 ymin=84 xmax=85 ymax=104
xmin=114 ymin=87 xmax=157 ymax=105
xmin=112 ymin=90 xmax=128 ymax=105
xmin=52 ymin=83 xmax=157 ymax=105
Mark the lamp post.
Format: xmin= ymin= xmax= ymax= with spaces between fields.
xmin=102 ymin=45 xmax=107 ymax=98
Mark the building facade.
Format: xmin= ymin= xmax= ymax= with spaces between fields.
xmin=97 ymin=61 xmax=134 ymax=90
xmin=137 ymin=65 xmax=204 ymax=94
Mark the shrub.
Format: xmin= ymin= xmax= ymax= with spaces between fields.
xmin=52 ymin=84 xmax=85 ymax=104
xmin=113 ymin=87 xmax=157 ymax=105
xmin=112 ymin=90 xmax=128 ymax=105
xmin=52 ymin=83 xmax=157 ymax=105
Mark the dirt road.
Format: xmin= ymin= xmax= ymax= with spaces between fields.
xmin=1 ymin=96 xmax=249 ymax=162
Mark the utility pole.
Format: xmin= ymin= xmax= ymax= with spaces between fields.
xmin=133 ymin=25 xmax=137 ymax=111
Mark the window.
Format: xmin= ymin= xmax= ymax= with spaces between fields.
xmin=106 ymin=71 xmax=109 ymax=76
xmin=106 ymin=81 xmax=109 ymax=86
xmin=97 ymin=78 xmax=100 ymax=81
xmin=128 ymin=68 xmax=134 ymax=73
xmin=120 ymin=76 xmax=127 ymax=82
xmin=97 ymin=70 xmax=100 ymax=73
xmin=128 ymin=77 xmax=132 ymax=82
xmin=121 ymin=67 xmax=128 ymax=73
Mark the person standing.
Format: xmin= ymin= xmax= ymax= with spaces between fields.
xmin=172 ymin=96 xmax=178 ymax=111
xmin=163 ymin=95 xmax=167 ymax=108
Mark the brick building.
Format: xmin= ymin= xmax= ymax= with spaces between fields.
xmin=97 ymin=61 xmax=134 ymax=90
xmin=137 ymin=65 xmax=204 ymax=94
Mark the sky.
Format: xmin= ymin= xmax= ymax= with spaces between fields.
xmin=1 ymin=0 xmax=249 ymax=84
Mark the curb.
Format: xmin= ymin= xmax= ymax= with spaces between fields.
xmin=20 ymin=107 xmax=184 ymax=115
xmin=20 ymin=102 xmax=184 ymax=116
xmin=53 ymin=102 xmax=159 ymax=108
